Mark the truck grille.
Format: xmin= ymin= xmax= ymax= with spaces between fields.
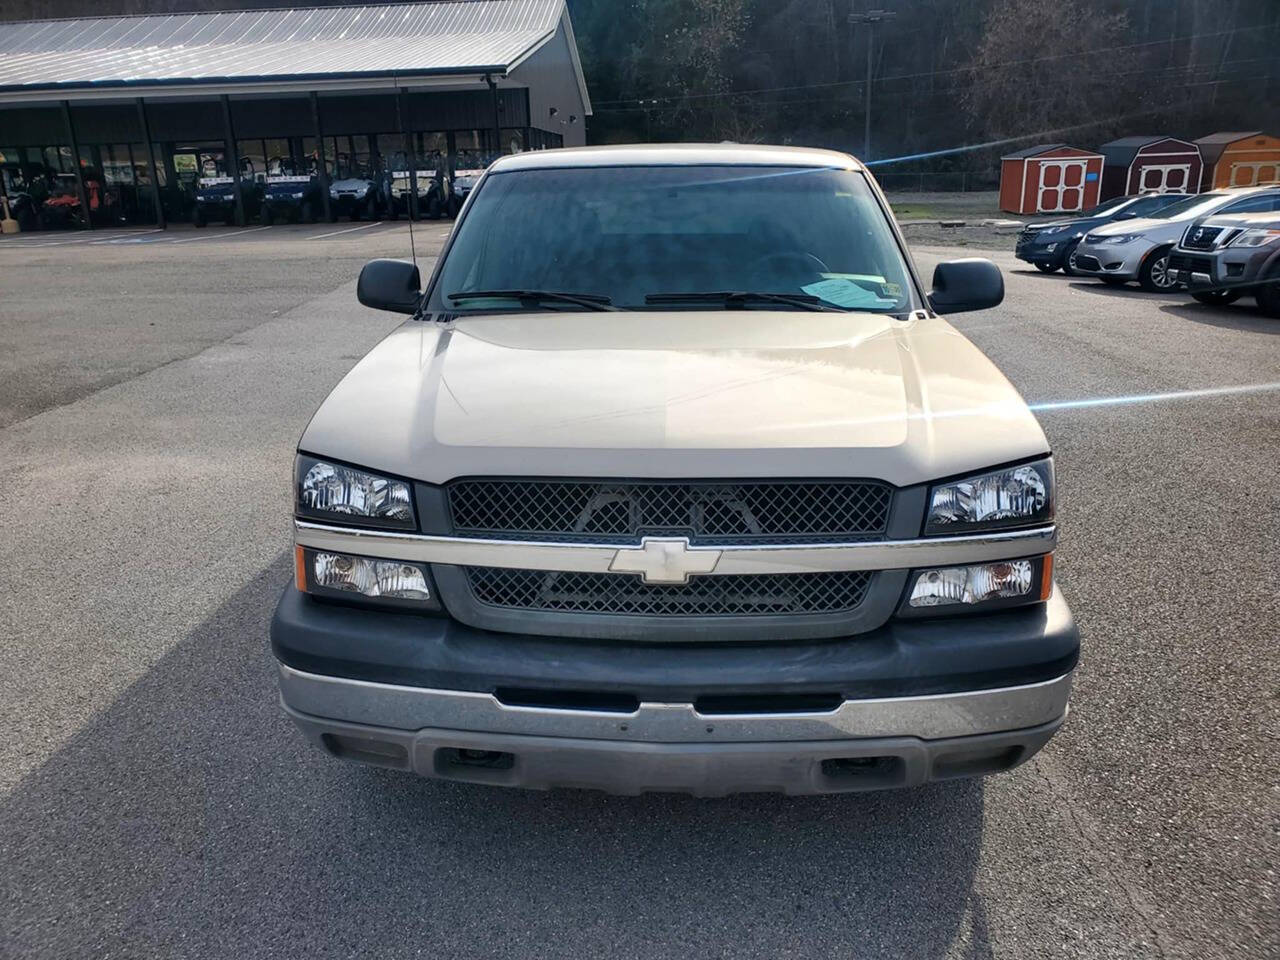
xmin=447 ymin=479 xmax=893 ymax=544
xmin=1168 ymin=253 xmax=1212 ymax=273
xmin=465 ymin=567 xmax=874 ymax=617
xmin=1181 ymin=226 xmax=1222 ymax=250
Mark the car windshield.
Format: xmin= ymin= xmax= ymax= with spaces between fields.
xmin=1087 ymin=196 xmax=1134 ymax=216
xmin=430 ymin=164 xmax=916 ymax=313
xmin=1149 ymin=193 xmax=1228 ymax=219
xmin=1124 ymin=194 xmax=1185 ymax=216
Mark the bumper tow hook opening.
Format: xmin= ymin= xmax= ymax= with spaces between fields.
xmin=820 ymin=755 xmax=903 ymax=787
xmin=437 ymin=748 xmax=516 ymax=772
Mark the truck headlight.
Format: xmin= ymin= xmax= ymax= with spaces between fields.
xmin=1229 ymin=228 xmax=1280 ymax=248
xmin=925 ymin=459 xmax=1052 ymax=534
xmin=296 ymin=547 xmax=439 ymax=609
xmin=900 ymin=556 xmax=1052 ymax=615
xmin=296 ymin=456 xmax=415 ymax=529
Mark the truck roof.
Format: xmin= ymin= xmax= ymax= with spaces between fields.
xmin=489 ymin=143 xmax=865 ymax=172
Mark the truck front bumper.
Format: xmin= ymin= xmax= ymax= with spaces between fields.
xmin=272 ymin=585 xmax=1078 ymax=795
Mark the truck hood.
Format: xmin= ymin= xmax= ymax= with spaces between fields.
xmin=300 ymin=311 xmax=1049 ymax=487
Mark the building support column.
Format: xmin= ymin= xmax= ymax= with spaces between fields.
xmin=220 ymin=95 xmax=246 ymax=226
xmin=486 ymin=74 xmax=502 ymax=157
xmin=310 ymin=91 xmax=332 ymax=222
xmin=135 ymin=98 xmax=165 ymax=229
xmin=396 ymin=88 xmax=418 ymax=220
xmin=59 ymin=100 xmax=91 ymax=230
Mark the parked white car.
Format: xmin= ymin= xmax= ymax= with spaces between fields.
xmin=1070 ymin=185 xmax=1280 ymax=291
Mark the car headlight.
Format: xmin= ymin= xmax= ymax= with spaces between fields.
xmin=1104 ymin=234 xmax=1141 ymax=244
xmin=925 ymin=459 xmax=1053 ymax=534
xmin=295 ymin=547 xmax=439 ymax=610
xmin=898 ymin=556 xmax=1053 ymax=616
xmin=222 ymin=194 xmax=235 ymax=201
xmin=296 ymin=456 xmax=415 ymax=529
xmin=1229 ymin=228 xmax=1280 ymax=248
xmin=1040 ymin=225 xmax=1067 ymax=236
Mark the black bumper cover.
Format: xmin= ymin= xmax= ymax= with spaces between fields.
xmin=271 ymin=586 xmax=1079 ymax=701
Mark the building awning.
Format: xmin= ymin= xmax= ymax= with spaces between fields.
xmin=0 ymin=0 xmax=589 ymax=108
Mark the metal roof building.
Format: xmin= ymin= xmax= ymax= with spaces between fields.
xmin=0 ymin=1 xmax=591 ymax=228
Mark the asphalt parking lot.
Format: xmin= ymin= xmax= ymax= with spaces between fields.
xmin=1 ymin=223 xmax=1275 ymax=959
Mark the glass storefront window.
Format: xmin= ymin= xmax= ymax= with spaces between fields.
xmin=263 ymin=138 xmax=291 ymax=175
xmin=501 ymin=128 xmax=525 ymax=155
xmin=237 ymin=139 xmax=267 ymax=181
xmin=102 ymin=144 xmax=135 ymax=184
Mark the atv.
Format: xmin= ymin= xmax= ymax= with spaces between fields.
xmin=386 ymin=168 xmax=435 ymax=220
xmin=192 ymin=174 xmax=262 ymax=227
xmin=260 ymin=162 xmax=324 ymax=225
xmin=327 ymin=174 xmax=385 ymax=221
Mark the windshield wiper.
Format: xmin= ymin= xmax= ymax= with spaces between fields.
xmin=644 ymin=291 xmax=836 ymax=311
xmin=447 ymin=289 xmax=617 ymax=312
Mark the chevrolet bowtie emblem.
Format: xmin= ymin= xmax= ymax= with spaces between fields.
xmin=609 ymin=537 xmax=721 ymax=584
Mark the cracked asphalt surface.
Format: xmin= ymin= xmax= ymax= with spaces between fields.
xmin=0 ymin=223 xmax=1275 ymax=959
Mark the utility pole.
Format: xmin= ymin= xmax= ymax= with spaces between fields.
xmin=639 ymin=99 xmax=658 ymax=142
xmin=849 ymin=8 xmax=896 ymax=161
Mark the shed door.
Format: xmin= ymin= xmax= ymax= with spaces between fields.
xmin=1229 ymin=162 xmax=1278 ymax=187
xmin=1038 ymin=160 xmax=1088 ymax=212
xmin=1138 ymin=164 xmax=1191 ymax=193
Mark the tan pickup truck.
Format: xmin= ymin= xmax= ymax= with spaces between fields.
xmin=271 ymin=144 xmax=1076 ymax=796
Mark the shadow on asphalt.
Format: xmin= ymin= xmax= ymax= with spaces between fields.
xmin=1158 ymin=301 xmax=1280 ymax=334
xmin=1065 ymin=281 xmax=1174 ymax=300
xmin=1 ymin=554 xmax=988 ymax=959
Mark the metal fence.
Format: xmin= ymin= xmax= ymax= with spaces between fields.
xmin=869 ymin=170 xmax=999 ymax=193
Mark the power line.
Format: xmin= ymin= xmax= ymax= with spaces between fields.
xmin=591 ymin=57 xmax=1275 ymax=114
xmin=591 ymin=23 xmax=1274 ymax=108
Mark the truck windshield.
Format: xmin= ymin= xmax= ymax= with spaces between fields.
xmin=430 ymin=165 xmax=916 ymax=313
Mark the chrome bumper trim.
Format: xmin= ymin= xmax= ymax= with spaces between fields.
xmin=293 ymin=520 xmax=1056 ymax=576
xmin=277 ymin=664 xmax=1073 ymax=743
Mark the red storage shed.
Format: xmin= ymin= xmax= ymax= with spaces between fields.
xmin=1097 ymin=136 xmax=1201 ymax=200
xmin=999 ymin=144 xmax=1104 ymax=215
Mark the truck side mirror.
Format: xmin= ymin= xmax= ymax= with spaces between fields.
xmin=357 ymin=259 xmax=422 ymax=314
xmin=928 ymin=258 xmax=1003 ymax=315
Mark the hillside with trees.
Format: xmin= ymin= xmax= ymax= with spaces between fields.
xmin=3 ymin=0 xmax=1277 ymax=180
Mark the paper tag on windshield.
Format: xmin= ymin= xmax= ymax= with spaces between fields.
xmin=801 ymin=277 xmax=899 ymax=309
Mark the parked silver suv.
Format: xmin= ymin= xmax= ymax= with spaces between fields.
xmin=1169 ymin=210 xmax=1280 ymax=316
xmin=271 ymin=145 xmax=1077 ymax=796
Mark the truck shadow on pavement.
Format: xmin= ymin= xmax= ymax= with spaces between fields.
xmin=1158 ymin=302 xmax=1280 ymax=334
xmin=1 ymin=554 xmax=990 ymax=960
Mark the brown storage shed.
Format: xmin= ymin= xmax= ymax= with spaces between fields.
xmin=1097 ymin=136 xmax=1201 ymax=200
xmin=999 ymin=144 xmax=1104 ymax=215
xmin=1194 ymin=132 xmax=1280 ymax=190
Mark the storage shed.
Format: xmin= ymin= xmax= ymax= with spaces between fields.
xmin=1097 ymin=136 xmax=1201 ymax=200
xmin=999 ymin=144 xmax=1104 ymax=215
xmin=1194 ymin=132 xmax=1280 ymax=190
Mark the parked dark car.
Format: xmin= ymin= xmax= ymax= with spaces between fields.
xmin=1015 ymin=192 xmax=1190 ymax=274
xmin=1169 ymin=210 xmax=1280 ymax=316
